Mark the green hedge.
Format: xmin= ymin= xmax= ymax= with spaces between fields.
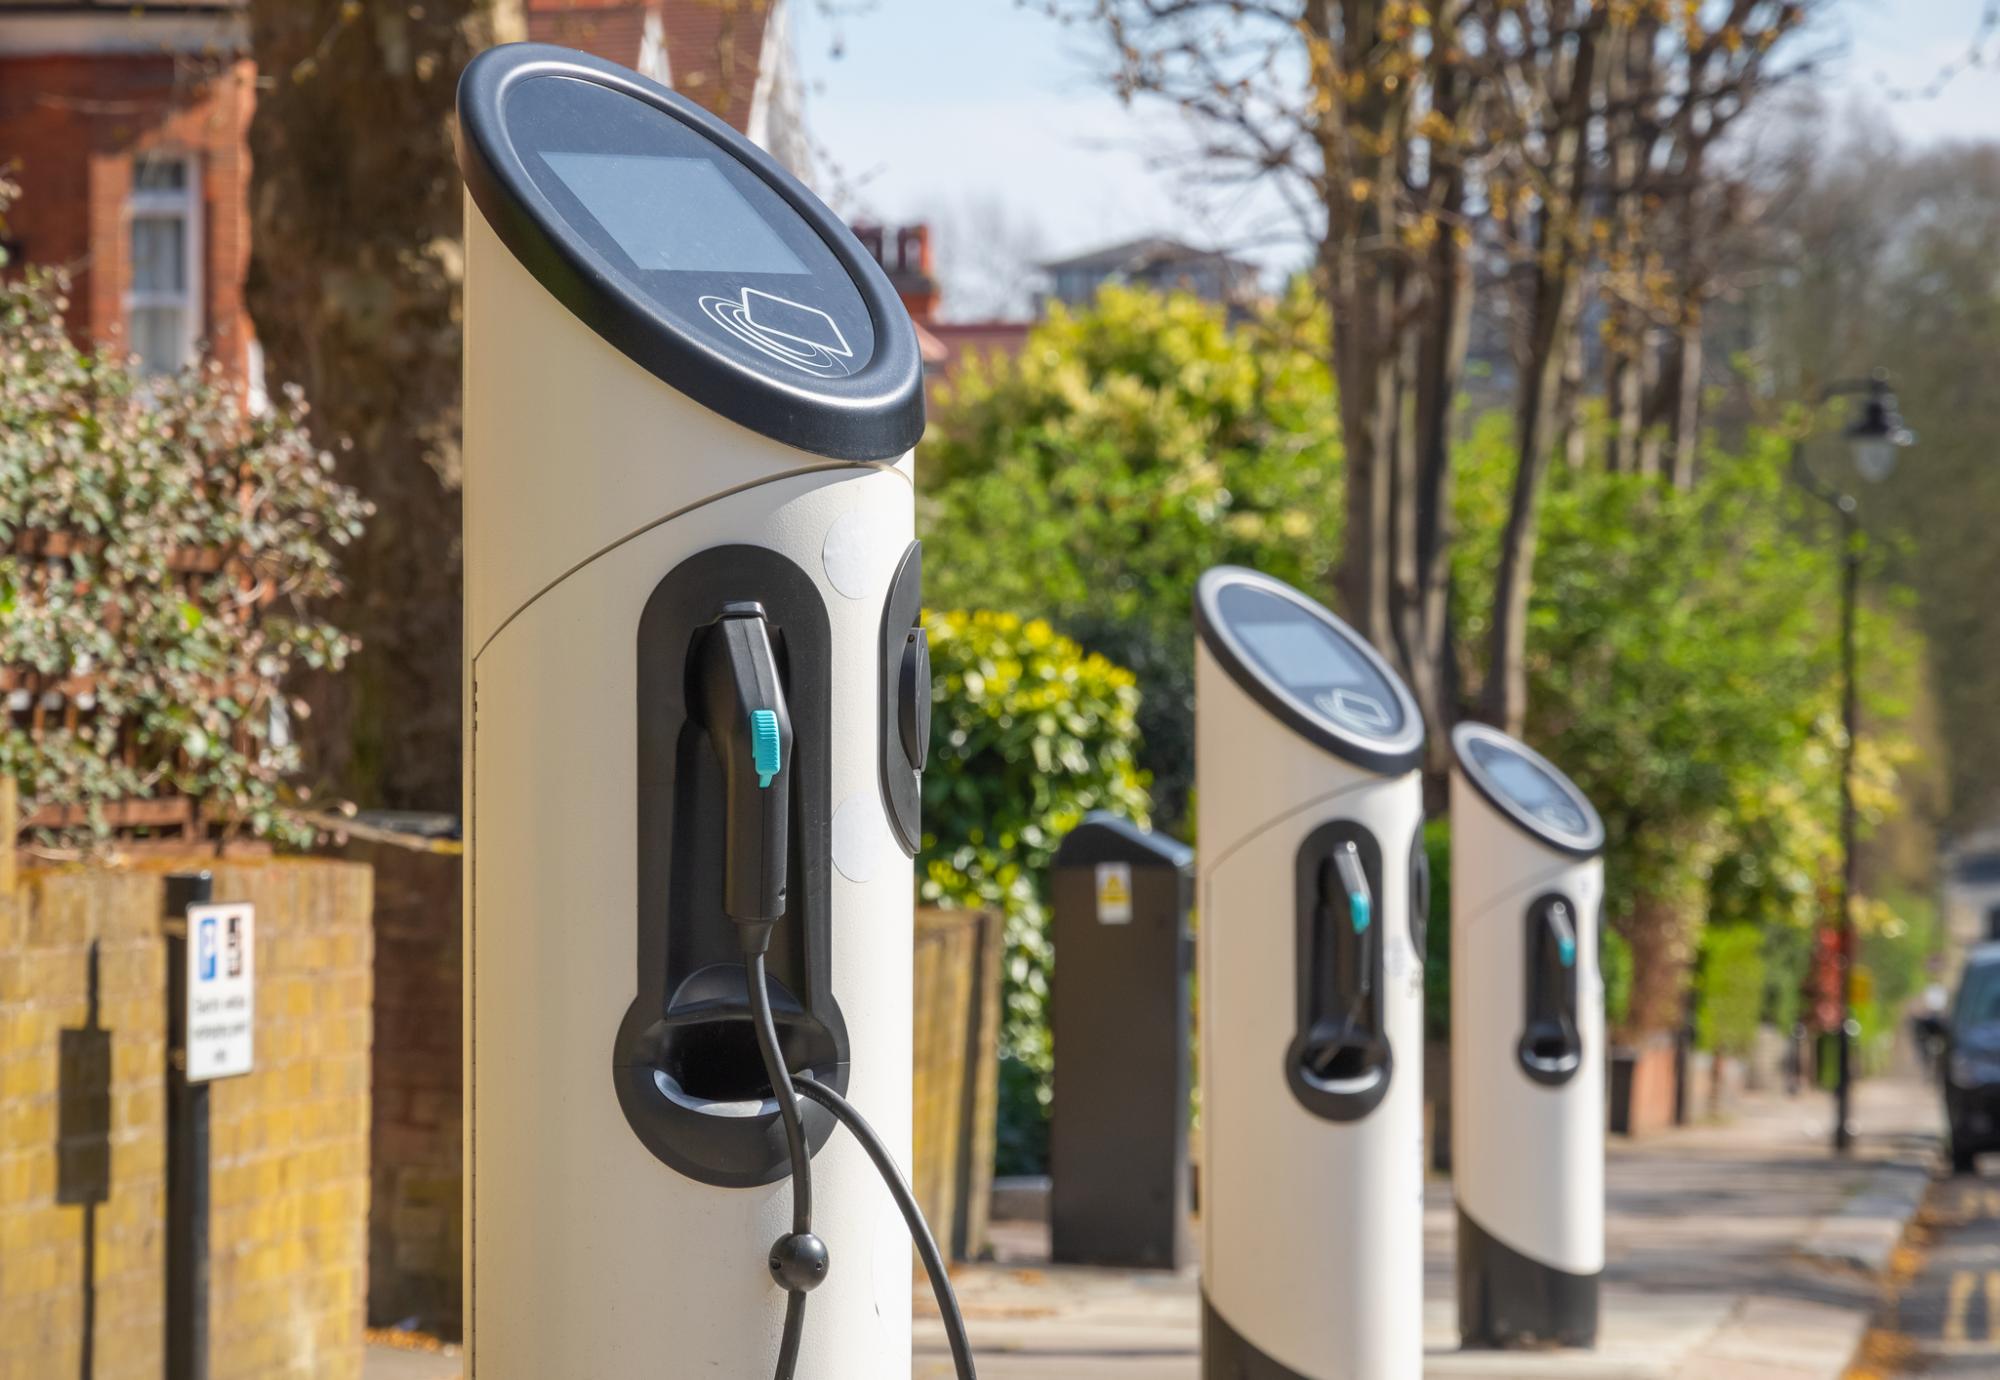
xmin=1696 ymin=925 xmax=1766 ymax=1056
xmin=917 ymin=609 xmax=1152 ymax=1174
xmin=919 ymin=284 xmax=1342 ymax=828
xmin=1602 ymin=927 xmax=1635 ymax=1033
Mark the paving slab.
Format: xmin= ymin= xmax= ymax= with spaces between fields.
xmin=363 ymin=1079 xmax=1937 ymax=1377
xmin=916 ymin=1076 xmax=1941 ymax=1379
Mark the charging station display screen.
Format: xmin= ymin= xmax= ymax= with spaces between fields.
xmin=1216 ymin=582 xmax=1406 ymax=740
xmin=541 ymin=154 xmax=809 ymax=276
xmin=1236 ymin=620 xmax=1368 ymax=691
xmin=505 ymin=74 xmax=877 ymax=382
xmin=1470 ymin=739 xmax=1589 ymax=837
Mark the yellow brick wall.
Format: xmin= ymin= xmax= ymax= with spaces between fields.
xmin=0 ymin=857 xmax=373 ymax=1380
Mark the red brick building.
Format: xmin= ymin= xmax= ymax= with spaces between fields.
xmin=525 ymin=0 xmax=810 ymax=174
xmin=0 ymin=0 xmax=809 ymax=398
xmin=853 ymin=218 xmax=1033 ymax=383
xmin=0 ymin=1 xmax=259 ymax=389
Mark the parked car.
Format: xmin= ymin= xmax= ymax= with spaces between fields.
xmin=1923 ymin=943 xmax=2000 ymax=1174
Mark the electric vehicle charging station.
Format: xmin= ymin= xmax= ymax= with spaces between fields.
xmin=458 ymin=44 xmax=970 ymax=1379
xmin=1194 ymin=566 xmax=1428 ymax=1380
xmin=1450 ymin=721 xmax=1606 ymax=1350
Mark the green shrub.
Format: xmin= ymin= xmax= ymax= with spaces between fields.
xmin=1760 ymin=922 xmax=1811 ymax=1034
xmin=918 ymin=609 xmax=1152 ymax=1174
xmin=921 ymin=284 xmax=1341 ymax=826
xmin=1602 ymin=927 xmax=1635 ymax=1034
xmin=1455 ymin=417 xmax=1921 ymax=1033
xmin=1695 ymin=925 xmax=1766 ymax=1056
xmin=0 ymin=252 xmax=367 ymax=848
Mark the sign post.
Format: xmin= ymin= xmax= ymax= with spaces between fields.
xmin=165 ymin=872 xmax=256 ymax=1380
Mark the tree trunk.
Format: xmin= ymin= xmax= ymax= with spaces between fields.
xmin=1482 ymin=250 xmax=1575 ymax=733
xmin=1556 ymin=326 xmax=1589 ymax=471
xmin=245 ymin=1 xmax=512 ymax=810
xmin=1636 ymin=325 xmax=1677 ymax=480
xmin=1668 ymin=311 xmax=1704 ymax=490
xmin=1398 ymin=27 xmax=1471 ymax=777
xmin=1607 ymin=326 xmax=1647 ymax=475
xmin=1321 ymin=0 xmax=1407 ymax=657
xmin=1602 ymin=16 xmax=1652 ymax=477
xmin=1482 ymin=10 xmax=1604 ymax=734
xmin=1621 ymin=891 xmax=1700 ymax=1038
xmin=1331 ymin=254 xmax=1401 ymax=654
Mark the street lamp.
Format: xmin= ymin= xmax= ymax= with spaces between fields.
xmin=1793 ymin=370 xmax=1915 ymax=1154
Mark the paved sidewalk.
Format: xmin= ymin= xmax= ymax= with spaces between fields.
xmin=914 ymin=1077 xmax=1942 ymax=1379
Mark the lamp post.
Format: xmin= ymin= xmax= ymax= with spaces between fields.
xmin=1792 ymin=370 xmax=1914 ymax=1154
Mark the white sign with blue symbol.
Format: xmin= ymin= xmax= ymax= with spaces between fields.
xmin=185 ymin=901 xmax=255 ymax=1082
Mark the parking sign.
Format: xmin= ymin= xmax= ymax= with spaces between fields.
xmin=183 ymin=902 xmax=254 ymax=1081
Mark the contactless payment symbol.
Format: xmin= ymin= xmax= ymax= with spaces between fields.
xmin=699 ymin=287 xmax=855 ymax=377
xmin=1316 ymin=687 xmax=1392 ymax=734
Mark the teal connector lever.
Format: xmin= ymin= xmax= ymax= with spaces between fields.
xmin=750 ymin=708 xmax=782 ymax=788
xmin=1550 ymin=900 xmax=1578 ymax=967
xmin=1332 ymin=843 xmax=1372 ymax=935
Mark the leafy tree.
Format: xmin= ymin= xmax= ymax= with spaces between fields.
xmin=922 ymin=285 xmax=1341 ymax=823
xmin=919 ymin=609 xmax=1152 ymax=1173
xmin=0 ymin=237 xmax=368 ymax=848
xmin=244 ymin=0 xmax=521 ymax=809
xmin=1745 ymin=131 xmax=2000 ymax=832
xmin=1455 ymin=420 xmax=1922 ymax=1032
xmin=1049 ymin=0 xmax=1827 ymax=747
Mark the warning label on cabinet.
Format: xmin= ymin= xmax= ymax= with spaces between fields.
xmin=1095 ymin=863 xmax=1133 ymax=924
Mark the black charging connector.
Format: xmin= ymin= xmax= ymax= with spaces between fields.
xmin=696 ymin=605 xmax=794 ymax=925
xmin=702 ymin=603 xmax=974 ymax=1378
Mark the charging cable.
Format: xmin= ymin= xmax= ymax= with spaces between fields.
xmin=743 ymin=932 xmax=977 ymax=1380
xmin=744 ymin=942 xmax=821 ymax=1378
xmin=795 ymin=1078 xmax=978 ymax=1380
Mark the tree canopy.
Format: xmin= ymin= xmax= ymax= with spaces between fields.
xmin=922 ymin=284 xmax=1341 ymax=821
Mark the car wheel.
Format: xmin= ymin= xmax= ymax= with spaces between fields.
xmin=1952 ymin=1140 xmax=1979 ymax=1175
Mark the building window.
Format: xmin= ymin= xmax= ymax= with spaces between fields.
xmin=128 ymin=155 xmax=201 ymax=376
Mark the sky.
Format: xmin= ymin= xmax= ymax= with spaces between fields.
xmin=789 ymin=0 xmax=2000 ymax=320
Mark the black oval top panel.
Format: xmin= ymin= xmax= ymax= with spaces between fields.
xmin=458 ymin=44 xmax=924 ymax=461
xmin=1194 ymin=567 xmax=1424 ymax=776
xmin=1451 ymin=721 xmax=1604 ymax=858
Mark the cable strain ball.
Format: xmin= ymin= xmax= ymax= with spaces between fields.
xmin=769 ymin=1232 xmax=830 ymax=1293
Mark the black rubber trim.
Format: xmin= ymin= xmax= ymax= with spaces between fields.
xmin=457 ymin=43 xmax=925 ymax=461
xmin=1201 ymin=1293 xmax=1314 ymax=1379
xmin=1285 ymin=820 xmax=1393 ymax=1123
xmin=1457 ymin=1206 xmax=1600 ymax=1350
xmin=1408 ymin=817 xmax=1430 ymax=969
xmin=1517 ymin=891 xmax=1584 ymax=1088
xmin=878 ymin=541 xmax=924 ymax=857
xmin=1193 ymin=566 xmax=1424 ymax=777
xmin=1450 ymin=721 xmax=1604 ymax=859
xmin=614 ymin=545 xmax=849 ymax=1188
